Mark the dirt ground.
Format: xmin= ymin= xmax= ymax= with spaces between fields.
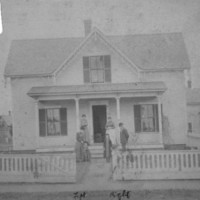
xmin=0 ymin=190 xmax=200 ymax=200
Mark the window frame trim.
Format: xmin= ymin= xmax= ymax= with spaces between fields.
xmin=38 ymin=107 xmax=68 ymax=137
xmin=133 ymin=103 xmax=159 ymax=134
xmin=89 ymin=55 xmax=105 ymax=83
xmin=83 ymin=55 xmax=111 ymax=84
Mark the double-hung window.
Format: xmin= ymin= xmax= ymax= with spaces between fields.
xmin=83 ymin=55 xmax=111 ymax=83
xmin=39 ymin=108 xmax=67 ymax=137
xmin=134 ymin=104 xmax=159 ymax=133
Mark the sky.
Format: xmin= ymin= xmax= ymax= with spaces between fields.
xmin=0 ymin=0 xmax=200 ymax=114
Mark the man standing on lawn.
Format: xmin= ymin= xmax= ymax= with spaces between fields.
xmin=119 ymin=122 xmax=129 ymax=151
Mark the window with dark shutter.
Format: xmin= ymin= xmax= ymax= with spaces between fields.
xmin=39 ymin=109 xmax=46 ymax=137
xmin=82 ymin=55 xmax=111 ymax=83
xmin=83 ymin=56 xmax=90 ymax=83
xmin=188 ymin=122 xmax=192 ymax=133
xmin=153 ymin=104 xmax=159 ymax=132
xmin=60 ymin=108 xmax=67 ymax=135
xmin=39 ymin=108 xmax=67 ymax=137
xmin=134 ymin=105 xmax=141 ymax=132
xmin=134 ymin=104 xmax=159 ymax=133
xmin=104 ymin=55 xmax=111 ymax=82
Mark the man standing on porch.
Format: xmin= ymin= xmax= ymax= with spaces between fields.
xmin=119 ymin=123 xmax=129 ymax=151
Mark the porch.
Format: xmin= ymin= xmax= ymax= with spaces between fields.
xmin=27 ymin=82 xmax=166 ymax=151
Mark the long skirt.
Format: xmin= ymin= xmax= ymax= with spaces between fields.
xmin=76 ymin=141 xmax=91 ymax=162
xmin=75 ymin=141 xmax=84 ymax=162
xmin=83 ymin=126 xmax=90 ymax=144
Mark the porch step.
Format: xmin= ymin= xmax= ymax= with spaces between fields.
xmin=89 ymin=144 xmax=104 ymax=159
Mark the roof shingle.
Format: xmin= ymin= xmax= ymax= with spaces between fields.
xmin=5 ymin=31 xmax=190 ymax=77
xmin=108 ymin=33 xmax=190 ymax=70
xmin=5 ymin=38 xmax=82 ymax=76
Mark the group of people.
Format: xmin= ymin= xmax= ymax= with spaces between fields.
xmin=75 ymin=114 xmax=129 ymax=162
xmin=105 ymin=117 xmax=129 ymax=160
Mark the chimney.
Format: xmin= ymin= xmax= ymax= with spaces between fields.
xmin=84 ymin=19 xmax=92 ymax=37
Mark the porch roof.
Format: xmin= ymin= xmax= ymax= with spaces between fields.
xmin=27 ymin=82 xmax=166 ymax=98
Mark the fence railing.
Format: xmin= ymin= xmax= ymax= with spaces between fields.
xmin=0 ymin=151 xmax=76 ymax=183
xmin=112 ymin=149 xmax=200 ymax=180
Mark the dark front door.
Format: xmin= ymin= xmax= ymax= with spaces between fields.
xmin=92 ymin=105 xmax=107 ymax=143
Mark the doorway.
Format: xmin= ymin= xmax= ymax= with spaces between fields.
xmin=92 ymin=105 xmax=107 ymax=143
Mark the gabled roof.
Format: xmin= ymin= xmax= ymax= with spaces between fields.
xmin=54 ymin=28 xmax=140 ymax=75
xmin=187 ymin=88 xmax=200 ymax=105
xmin=5 ymin=28 xmax=190 ymax=78
xmin=28 ymin=82 xmax=167 ymax=98
xmin=5 ymin=37 xmax=82 ymax=77
xmin=108 ymin=33 xmax=190 ymax=71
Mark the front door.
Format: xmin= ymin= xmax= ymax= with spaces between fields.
xmin=92 ymin=105 xmax=107 ymax=143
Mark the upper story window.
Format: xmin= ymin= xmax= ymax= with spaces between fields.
xmin=188 ymin=122 xmax=192 ymax=133
xmin=39 ymin=108 xmax=67 ymax=137
xmin=134 ymin=104 xmax=159 ymax=133
xmin=83 ymin=55 xmax=111 ymax=83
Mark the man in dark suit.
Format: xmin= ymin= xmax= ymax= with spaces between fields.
xmin=119 ymin=122 xmax=129 ymax=151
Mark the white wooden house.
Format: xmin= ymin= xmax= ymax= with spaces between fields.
xmin=4 ymin=26 xmax=199 ymax=182
xmin=4 ymin=27 xmax=190 ymax=152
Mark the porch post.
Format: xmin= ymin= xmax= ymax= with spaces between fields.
xmin=35 ymin=100 xmax=39 ymax=148
xmin=75 ymin=98 xmax=80 ymax=132
xmin=116 ymin=97 xmax=121 ymax=122
xmin=158 ymin=95 xmax=163 ymax=145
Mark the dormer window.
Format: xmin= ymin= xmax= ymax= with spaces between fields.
xmin=83 ymin=55 xmax=111 ymax=83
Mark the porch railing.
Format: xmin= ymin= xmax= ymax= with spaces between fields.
xmin=0 ymin=151 xmax=76 ymax=183
xmin=112 ymin=149 xmax=200 ymax=180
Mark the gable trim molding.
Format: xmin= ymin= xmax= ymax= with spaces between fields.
xmin=53 ymin=27 xmax=142 ymax=79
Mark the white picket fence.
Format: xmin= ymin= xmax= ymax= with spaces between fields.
xmin=112 ymin=149 xmax=200 ymax=180
xmin=0 ymin=152 xmax=76 ymax=183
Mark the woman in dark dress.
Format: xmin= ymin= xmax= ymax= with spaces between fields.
xmin=75 ymin=127 xmax=90 ymax=162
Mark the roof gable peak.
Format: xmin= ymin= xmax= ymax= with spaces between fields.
xmin=54 ymin=26 xmax=141 ymax=76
